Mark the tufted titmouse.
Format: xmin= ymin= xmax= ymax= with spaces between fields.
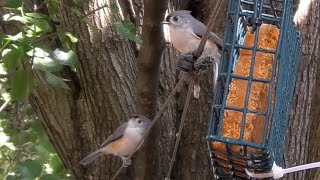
xmin=79 ymin=115 xmax=151 ymax=167
xmin=162 ymin=10 xmax=222 ymax=60
xmin=162 ymin=10 xmax=223 ymax=97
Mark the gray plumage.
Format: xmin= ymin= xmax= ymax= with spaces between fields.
xmin=79 ymin=150 xmax=103 ymax=165
xmin=99 ymin=122 xmax=128 ymax=148
xmin=165 ymin=10 xmax=223 ymax=48
xmin=79 ymin=115 xmax=151 ymax=166
xmin=163 ymin=10 xmax=222 ymax=98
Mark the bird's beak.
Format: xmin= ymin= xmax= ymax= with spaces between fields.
xmin=161 ymin=21 xmax=169 ymax=25
xmin=162 ymin=21 xmax=171 ymax=43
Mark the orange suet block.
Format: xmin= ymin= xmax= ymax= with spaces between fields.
xmin=212 ymin=24 xmax=279 ymax=154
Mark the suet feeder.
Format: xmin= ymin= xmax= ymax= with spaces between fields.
xmin=207 ymin=0 xmax=300 ymax=179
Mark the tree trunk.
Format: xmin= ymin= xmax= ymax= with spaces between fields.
xmin=140 ymin=1 xmax=229 ymax=180
xmin=16 ymin=0 xmax=311 ymax=179
xmin=7 ymin=0 xmax=318 ymax=179
xmin=284 ymin=0 xmax=320 ymax=180
xmin=29 ymin=0 xmax=137 ymax=179
xmin=303 ymin=0 xmax=320 ymax=179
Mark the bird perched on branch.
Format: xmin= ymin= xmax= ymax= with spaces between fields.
xmin=162 ymin=10 xmax=223 ymax=97
xmin=79 ymin=115 xmax=151 ymax=167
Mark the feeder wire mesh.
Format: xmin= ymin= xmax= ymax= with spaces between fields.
xmin=207 ymin=0 xmax=300 ymax=179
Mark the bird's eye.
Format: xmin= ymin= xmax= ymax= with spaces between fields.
xmin=138 ymin=119 xmax=142 ymax=124
xmin=172 ymin=16 xmax=179 ymax=22
xmin=133 ymin=115 xmax=139 ymax=119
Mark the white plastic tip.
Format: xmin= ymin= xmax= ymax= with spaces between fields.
xmin=245 ymin=162 xmax=283 ymax=179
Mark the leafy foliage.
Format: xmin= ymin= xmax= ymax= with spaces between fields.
xmin=0 ymin=0 xmax=79 ymax=178
xmin=0 ymin=7 xmax=76 ymax=97
xmin=0 ymin=100 xmax=71 ymax=179
xmin=10 ymin=70 xmax=33 ymax=101
xmin=113 ymin=21 xmax=143 ymax=45
xmin=45 ymin=72 xmax=70 ymax=90
xmin=0 ymin=0 xmax=142 ymax=178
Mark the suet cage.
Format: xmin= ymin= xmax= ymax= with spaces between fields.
xmin=207 ymin=0 xmax=300 ymax=179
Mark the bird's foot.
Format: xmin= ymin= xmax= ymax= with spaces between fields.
xmin=194 ymin=54 xmax=213 ymax=71
xmin=176 ymin=52 xmax=197 ymax=72
xmin=121 ymin=156 xmax=131 ymax=167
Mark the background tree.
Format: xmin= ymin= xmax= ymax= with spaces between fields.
xmin=0 ymin=0 xmax=223 ymax=179
xmin=284 ymin=0 xmax=320 ymax=179
xmin=1 ymin=0 xmax=319 ymax=180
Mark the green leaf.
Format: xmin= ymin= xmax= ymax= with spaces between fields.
xmin=39 ymin=174 xmax=60 ymax=180
xmin=6 ymin=32 xmax=24 ymax=41
xmin=73 ymin=0 xmax=88 ymax=5
xmin=2 ymin=47 xmax=22 ymax=73
xmin=35 ymin=19 xmax=52 ymax=32
xmin=16 ymin=162 xmax=30 ymax=178
xmin=42 ymin=140 xmax=55 ymax=153
xmin=27 ymin=47 xmax=49 ymax=57
xmin=70 ymin=8 xmax=83 ymax=18
xmin=58 ymin=32 xmax=77 ymax=48
xmin=10 ymin=70 xmax=33 ymax=101
xmin=0 ymin=33 xmax=4 ymax=44
xmin=110 ymin=3 xmax=119 ymax=14
xmin=35 ymin=145 xmax=51 ymax=162
xmin=25 ymin=132 xmax=37 ymax=143
xmin=24 ymin=160 xmax=42 ymax=178
xmin=25 ymin=13 xmax=47 ymax=19
xmin=2 ymin=13 xmax=23 ymax=22
xmin=19 ymin=42 xmax=30 ymax=55
xmin=31 ymin=122 xmax=43 ymax=134
xmin=64 ymin=32 xmax=78 ymax=43
xmin=44 ymin=72 xmax=70 ymax=90
xmin=3 ymin=13 xmax=37 ymax=25
xmin=113 ymin=21 xmax=142 ymax=45
xmin=47 ymin=0 xmax=59 ymax=16
xmin=50 ymin=155 xmax=64 ymax=174
xmin=5 ymin=175 xmax=17 ymax=180
xmin=29 ymin=48 xmax=63 ymax=72
xmin=4 ymin=0 xmax=22 ymax=8
xmin=52 ymin=48 xmax=78 ymax=67
xmin=33 ymin=56 xmax=63 ymax=72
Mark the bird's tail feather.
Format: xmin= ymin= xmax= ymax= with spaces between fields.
xmin=79 ymin=150 xmax=104 ymax=165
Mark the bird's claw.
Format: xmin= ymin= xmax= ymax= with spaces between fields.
xmin=176 ymin=52 xmax=214 ymax=72
xmin=177 ymin=52 xmax=197 ymax=72
xmin=194 ymin=54 xmax=213 ymax=70
xmin=121 ymin=157 xmax=131 ymax=167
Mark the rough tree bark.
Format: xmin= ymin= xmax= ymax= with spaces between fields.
xmin=13 ymin=0 xmax=226 ymax=179
xmin=29 ymin=0 xmax=138 ymax=179
xmin=298 ymin=0 xmax=320 ymax=179
xmin=140 ymin=1 xmax=230 ymax=180
xmin=4 ymin=0 xmax=319 ymax=179
xmin=134 ymin=0 xmax=167 ymax=179
xmin=284 ymin=0 xmax=320 ymax=180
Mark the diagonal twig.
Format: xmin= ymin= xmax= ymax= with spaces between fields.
xmin=111 ymin=0 xmax=222 ymax=178
xmin=195 ymin=0 xmax=223 ymax=58
xmin=165 ymin=1 xmax=223 ymax=178
xmin=165 ymin=77 xmax=194 ymax=180
xmin=110 ymin=76 xmax=186 ymax=180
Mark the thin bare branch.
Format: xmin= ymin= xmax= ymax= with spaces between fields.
xmin=111 ymin=75 xmax=186 ymax=180
xmin=166 ymin=78 xmax=194 ymax=179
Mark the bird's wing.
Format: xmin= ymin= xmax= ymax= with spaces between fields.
xmin=192 ymin=20 xmax=223 ymax=48
xmin=99 ymin=122 xmax=128 ymax=148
